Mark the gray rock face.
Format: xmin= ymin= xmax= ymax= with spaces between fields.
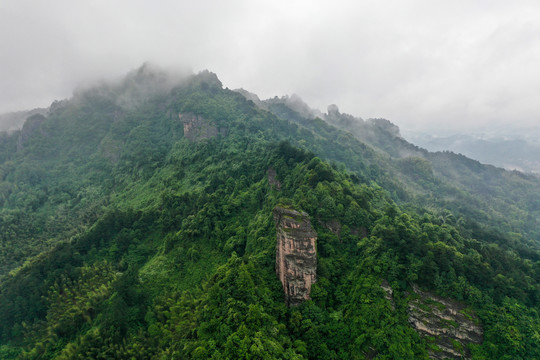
xmin=274 ymin=206 xmax=317 ymax=307
xmin=380 ymin=280 xmax=395 ymax=310
xmin=179 ymin=113 xmax=226 ymax=142
xmin=267 ymin=167 xmax=281 ymax=190
xmin=407 ymin=285 xmax=483 ymax=359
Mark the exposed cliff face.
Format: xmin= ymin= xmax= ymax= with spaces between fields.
xmin=179 ymin=112 xmax=226 ymax=141
xmin=267 ymin=167 xmax=281 ymax=190
xmin=274 ymin=206 xmax=317 ymax=307
xmin=380 ymin=280 xmax=395 ymax=310
xmin=408 ymin=285 xmax=483 ymax=360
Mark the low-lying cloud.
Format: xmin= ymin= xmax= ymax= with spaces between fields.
xmin=1 ymin=0 xmax=540 ymax=133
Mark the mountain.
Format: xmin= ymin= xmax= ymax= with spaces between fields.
xmin=0 ymin=65 xmax=538 ymax=359
xmin=403 ymin=130 xmax=540 ymax=174
xmin=256 ymin=94 xmax=540 ymax=243
xmin=0 ymin=108 xmax=47 ymax=133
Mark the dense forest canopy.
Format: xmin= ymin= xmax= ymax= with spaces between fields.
xmin=0 ymin=66 xmax=538 ymax=359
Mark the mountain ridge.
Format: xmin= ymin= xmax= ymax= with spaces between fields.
xmin=237 ymin=90 xmax=540 ymax=244
xmin=0 ymin=66 xmax=538 ymax=359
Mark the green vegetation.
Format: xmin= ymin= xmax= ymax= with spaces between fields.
xmin=0 ymin=67 xmax=538 ymax=359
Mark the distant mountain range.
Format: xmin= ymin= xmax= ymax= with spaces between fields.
xmin=403 ymin=129 xmax=540 ymax=174
xmin=236 ymin=88 xmax=540 ymax=174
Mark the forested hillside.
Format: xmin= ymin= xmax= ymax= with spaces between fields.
xmin=260 ymin=94 xmax=540 ymax=244
xmin=0 ymin=65 xmax=538 ymax=359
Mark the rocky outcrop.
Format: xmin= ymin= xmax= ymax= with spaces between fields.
xmin=180 ymin=113 xmax=226 ymax=141
xmin=274 ymin=206 xmax=317 ymax=306
xmin=267 ymin=167 xmax=281 ymax=190
xmin=380 ymin=280 xmax=395 ymax=310
xmin=407 ymin=285 xmax=483 ymax=359
xmin=234 ymin=88 xmax=268 ymax=110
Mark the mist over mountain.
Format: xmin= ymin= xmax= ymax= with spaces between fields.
xmin=403 ymin=129 xmax=540 ymax=174
xmin=0 ymin=66 xmax=538 ymax=359
xmin=0 ymin=108 xmax=47 ymax=133
xmin=239 ymin=89 xmax=540 ymax=175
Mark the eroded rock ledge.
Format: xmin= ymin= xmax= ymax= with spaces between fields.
xmin=274 ymin=206 xmax=317 ymax=307
xmin=180 ymin=112 xmax=226 ymax=141
xmin=408 ymin=285 xmax=483 ymax=359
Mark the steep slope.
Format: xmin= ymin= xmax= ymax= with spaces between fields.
xmin=0 ymin=66 xmax=538 ymax=359
xmin=258 ymin=97 xmax=540 ymax=245
xmin=274 ymin=206 xmax=317 ymax=307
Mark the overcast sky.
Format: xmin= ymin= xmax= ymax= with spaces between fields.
xmin=1 ymin=0 xmax=540 ymax=133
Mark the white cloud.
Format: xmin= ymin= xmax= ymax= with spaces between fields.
xmin=1 ymin=0 xmax=540 ymax=132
